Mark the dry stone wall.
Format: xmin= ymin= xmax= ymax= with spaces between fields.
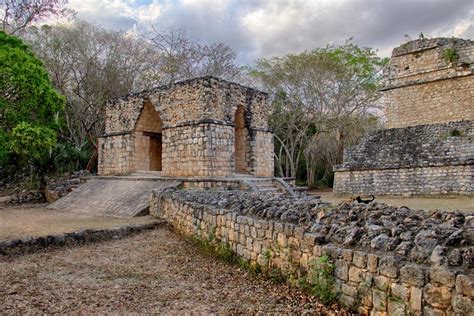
xmin=151 ymin=189 xmax=473 ymax=315
xmin=334 ymin=165 xmax=473 ymax=196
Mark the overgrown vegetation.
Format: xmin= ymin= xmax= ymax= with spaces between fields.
xmin=304 ymin=255 xmax=338 ymax=304
xmin=443 ymin=48 xmax=459 ymax=64
xmin=0 ymin=31 xmax=65 ymax=187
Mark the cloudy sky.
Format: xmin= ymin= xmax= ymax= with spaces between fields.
xmin=66 ymin=0 xmax=473 ymax=63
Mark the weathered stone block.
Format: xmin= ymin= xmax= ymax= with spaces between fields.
xmin=335 ymin=260 xmax=349 ymax=281
xmin=400 ymin=265 xmax=426 ymax=287
xmin=340 ymin=293 xmax=356 ymax=308
xmin=429 ymin=266 xmax=456 ymax=288
xmin=453 ymin=294 xmax=473 ymax=315
xmin=410 ymin=286 xmax=423 ymax=311
xmin=368 ymin=254 xmax=378 ymax=273
xmin=373 ymin=289 xmax=387 ymax=311
xmin=342 ymin=283 xmax=358 ymax=297
xmin=374 ymin=275 xmax=391 ymax=292
xmin=277 ymin=233 xmax=287 ymax=247
xmin=423 ymin=306 xmax=446 ymax=316
xmin=424 ymin=284 xmax=452 ymax=309
xmin=354 ymin=251 xmax=368 ymax=268
xmin=349 ymin=266 xmax=364 ymax=283
xmin=456 ymin=274 xmax=474 ymax=298
xmin=391 ymin=283 xmax=410 ymax=302
xmin=387 ymin=299 xmax=406 ymax=316
xmin=343 ymin=249 xmax=353 ymax=262
xmin=379 ymin=256 xmax=399 ymax=278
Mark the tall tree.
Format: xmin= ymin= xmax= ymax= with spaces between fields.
xmin=26 ymin=21 xmax=152 ymax=171
xmin=0 ymin=31 xmax=65 ymax=184
xmin=26 ymin=21 xmax=243 ymax=171
xmin=250 ymin=41 xmax=387 ymax=186
xmin=0 ymin=0 xmax=71 ymax=34
xmin=139 ymin=25 xmax=242 ymax=84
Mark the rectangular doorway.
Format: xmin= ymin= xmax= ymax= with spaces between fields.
xmin=146 ymin=132 xmax=162 ymax=171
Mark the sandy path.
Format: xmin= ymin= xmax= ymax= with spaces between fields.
xmin=0 ymin=204 xmax=158 ymax=241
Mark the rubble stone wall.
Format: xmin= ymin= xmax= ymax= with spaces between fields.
xmin=151 ymin=190 xmax=473 ymax=315
xmin=382 ymin=38 xmax=474 ymax=128
xmin=333 ymin=121 xmax=473 ymax=196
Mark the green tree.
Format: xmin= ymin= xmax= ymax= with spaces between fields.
xmin=250 ymin=41 xmax=387 ymax=187
xmin=0 ymin=30 xmax=64 ymax=184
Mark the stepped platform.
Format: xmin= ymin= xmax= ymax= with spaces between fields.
xmin=48 ymin=172 xmax=304 ymax=218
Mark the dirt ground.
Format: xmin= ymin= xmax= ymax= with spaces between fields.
xmin=0 ymin=204 xmax=158 ymax=241
xmin=312 ymin=191 xmax=473 ymax=212
xmin=0 ymin=227 xmax=350 ymax=315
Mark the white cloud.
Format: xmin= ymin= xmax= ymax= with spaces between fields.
xmin=60 ymin=0 xmax=473 ymax=63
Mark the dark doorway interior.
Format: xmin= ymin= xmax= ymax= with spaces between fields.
xmin=145 ymin=132 xmax=162 ymax=171
xmin=234 ymin=106 xmax=248 ymax=173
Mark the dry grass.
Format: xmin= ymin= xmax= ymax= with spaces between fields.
xmin=0 ymin=227 xmax=351 ymax=314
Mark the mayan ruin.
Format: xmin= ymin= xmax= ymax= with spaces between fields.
xmin=334 ymin=38 xmax=474 ymax=196
xmin=98 ymin=76 xmax=274 ymax=178
xmin=1 ymin=1 xmax=473 ymax=315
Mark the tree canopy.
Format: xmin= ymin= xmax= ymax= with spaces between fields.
xmin=0 ymin=31 xmax=64 ymax=182
xmin=249 ymin=42 xmax=388 ymax=186
xmin=0 ymin=0 xmax=70 ymax=34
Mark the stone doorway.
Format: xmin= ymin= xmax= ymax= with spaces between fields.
xmin=133 ymin=100 xmax=163 ymax=172
xmin=146 ymin=132 xmax=162 ymax=171
xmin=235 ymin=106 xmax=248 ymax=173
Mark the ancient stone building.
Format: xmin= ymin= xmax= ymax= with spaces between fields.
xmin=334 ymin=38 xmax=474 ymax=196
xmin=98 ymin=76 xmax=274 ymax=178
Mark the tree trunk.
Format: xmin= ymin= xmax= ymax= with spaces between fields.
xmin=86 ymin=149 xmax=98 ymax=172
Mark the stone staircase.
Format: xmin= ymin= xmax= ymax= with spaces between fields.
xmin=243 ymin=178 xmax=284 ymax=196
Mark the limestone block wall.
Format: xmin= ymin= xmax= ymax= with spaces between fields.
xmin=151 ymin=190 xmax=473 ymax=315
xmin=334 ymin=165 xmax=473 ymax=196
xmin=98 ymin=133 xmax=134 ymax=175
xmin=104 ymin=76 xmax=270 ymax=134
xmin=162 ymin=122 xmax=234 ymax=177
xmin=384 ymin=76 xmax=473 ymax=129
xmin=132 ymin=132 xmax=152 ymax=171
xmin=99 ymin=76 xmax=274 ymax=177
xmin=382 ymin=38 xmax=474 ymax=128
xmin=251 ymin=130 xmax=274 ymax=177
xmin=334 ymin=121 xmax=474 ymax=196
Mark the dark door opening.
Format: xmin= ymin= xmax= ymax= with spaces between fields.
xmin=145 ymin=132 xmax=162 ymax=171
xmin=234 ymin=106 xmax=248 ymax=173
